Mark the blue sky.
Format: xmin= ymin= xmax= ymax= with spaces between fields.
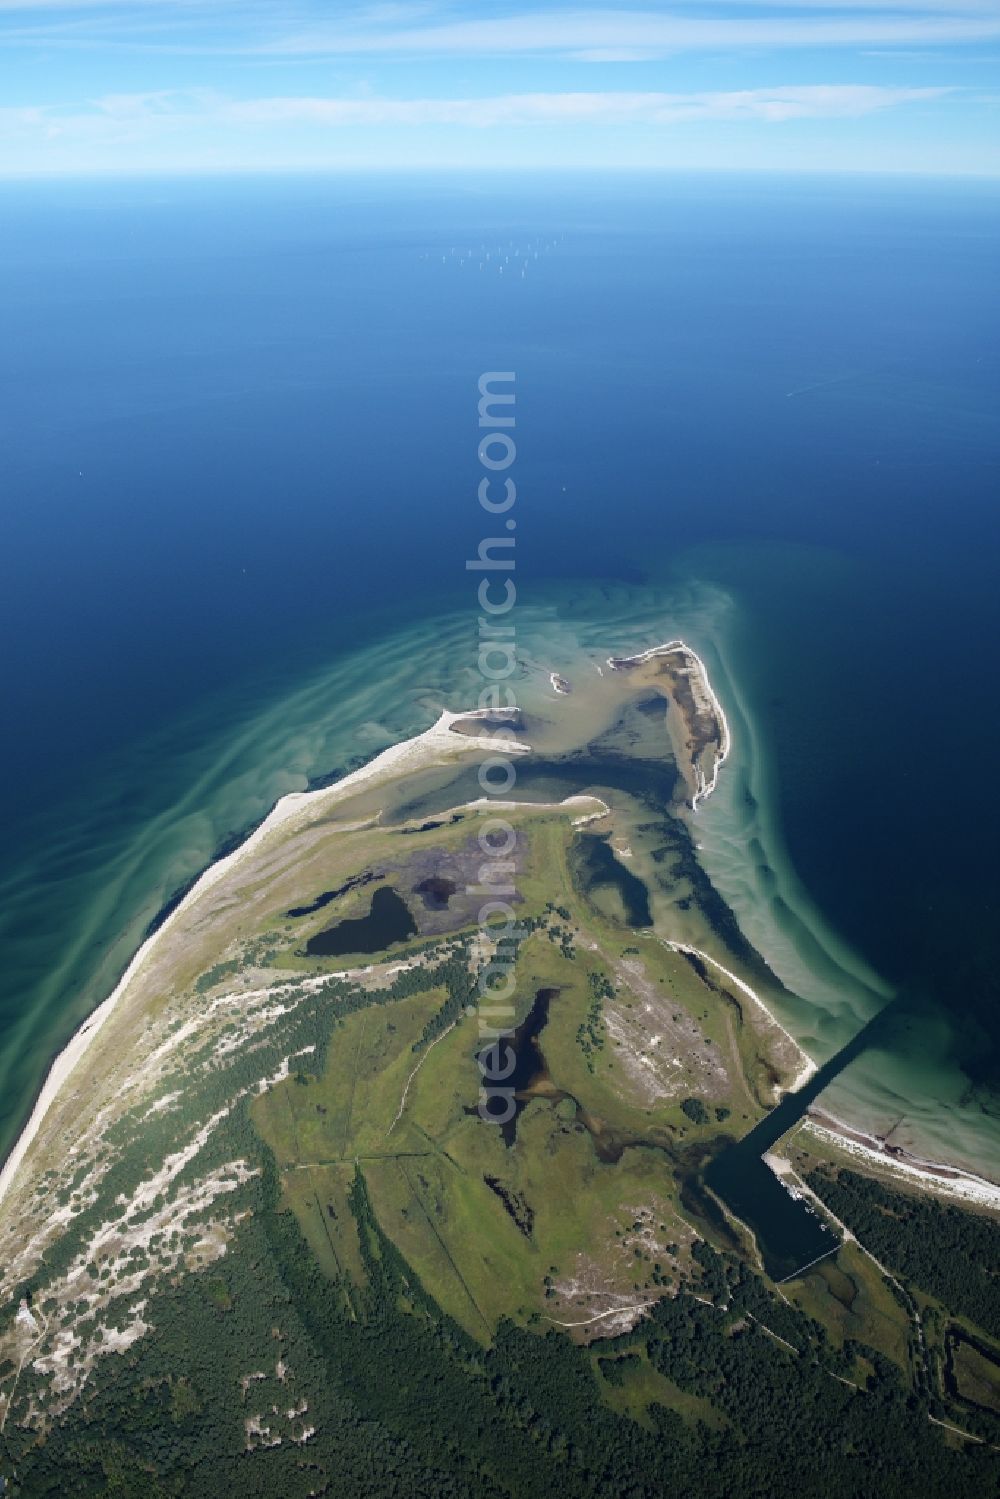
xmin=0 ymin=0 xmax=998 ymax=175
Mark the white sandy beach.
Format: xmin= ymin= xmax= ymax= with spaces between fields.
xmin=803 ymin=1116 xmax=1000 ymax=1213
xmin=662 ymin=940 xmax=818 ymax=1094
xmin=0 ymin=709 xmax=528 ymax=1210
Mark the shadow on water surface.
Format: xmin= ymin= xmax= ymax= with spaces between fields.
xmin=703 ymin=1001 xmax=902 ymax=1282
xmin=469 ymin=985 xmax=901 ymax=1285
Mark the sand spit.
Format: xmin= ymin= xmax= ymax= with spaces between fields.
xmin=466 ymin=793 xmax=610 ymax=829
xmin=606 ymin=639 xmax=732 ymax=810
xmin=0 ymin=710 xmax=527 ymax=1210
xmin=2 ymin=635 xmax=990 ymax=1230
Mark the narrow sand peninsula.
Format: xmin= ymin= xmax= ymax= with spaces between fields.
xmin=4 ymin=638 xmax=996 ymax=1229
xmin=606 ymin=639 xmax=732 ymax=810
xmin=467 ymin=793 xmax=610 ymax=829
xmin=0 ymin=710 xmax=529 ymax=1209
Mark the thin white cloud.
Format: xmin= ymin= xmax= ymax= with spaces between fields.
xmin=2 ymin=83 xmax=993 ymax=176
xmin=263 ymin=8 xmax=1000 ymax=58
xmin=689 ymin=0 xmax=999 ymax=9
xmin=217 ymin=86 xmax=952 ymax=126
xmin=2 ymin=2 xmax=998 ymax=59
xmin=0 ymin=82 xmax=961 ymax=174
xmin=5 ymin=83 xmax=943 ymax=137
xmin=95 ymin=89 xmax=189 ymax=115
xmin=0 ymin=0 xmax=992 ymax=10
xmin=0 ymin=0 xmax=227 ymax=10
xmin=864 ymin=46 xmax=1000 ymax=57
xmin=568 ymin=48 xmax=660 ymax=63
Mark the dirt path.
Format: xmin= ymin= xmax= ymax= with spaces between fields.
xmin=545 ymin=1297 xmax=661 ymax=1329
xmin=387 ymin=1022 xmax=457 ymax=1136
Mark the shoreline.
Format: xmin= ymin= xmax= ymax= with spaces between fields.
xmin=803 ymin=1111 xmax=1000 ymax=1212
xmin=606 ymin=638 xmax=732 ymax=810
xmin=0 ymin=709 xmax=526 ymax=1210
xmin=661 ymin=940 xmax=818 ymax=1095
xmin=1 ymin=639 xmax=994 ymax=1225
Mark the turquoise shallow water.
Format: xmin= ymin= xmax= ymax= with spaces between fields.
xmin=0 ymin=606 xmax=468 ymax=1157
xmin=3 ymin=570 xmax=998 ymax=1183
xmin=2 ymin=175 xmax=998 ymax=1181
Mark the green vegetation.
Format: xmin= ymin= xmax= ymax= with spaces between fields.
xmin=4 ymin=780 xmax=1000 ymax=1497
xmin=253 ymin=933 xmax=698 ymax=1340
xmin=193 ymin=960 xmax=239 ymax=994
xmin=577 ymin=972 xmax=610 ymax=1072
xmin=949 ymin=1332 xmax=1000 ymax=1416
xmin=781 ymin=1239 xmax=912 ymax=1374
xmin=6 ymin=1150 xmax=995 ymax=1497
xmin=806 ymin=1167 xmax=1000 ymax=1340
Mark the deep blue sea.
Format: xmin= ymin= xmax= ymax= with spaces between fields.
xmin=1 ymin=173 xmax=998 ymax=1167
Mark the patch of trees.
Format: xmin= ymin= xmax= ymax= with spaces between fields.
xmin=577 ymin=972 xmax=611 ymax=1072
xmin=597 ymin=1352 xmax=642 ymax=1387
xmin=410 ymin=926 xmax=536 ymax=1051
xmin=193 ymin=960 xmax=239 ymax=995
xmin=806 ymin=1168 xmax=1000 ymax=1342
xmin=8 ymin=1098 xmax=999 ymax=1496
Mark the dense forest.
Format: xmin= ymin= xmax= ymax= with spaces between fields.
xmin=3 ymin=1131 xmax=997 ymax=1497
xmin=2 ymin=894 xmax=998 ymax=1495
xmin=807 ymin=1167 xmax=1000 ymax=1340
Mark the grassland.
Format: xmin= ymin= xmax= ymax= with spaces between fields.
xmin=781 ymin=1238 xmax=912 ymax=1373
xmin=251 ymin=799 xmax=788 ymax=1347
xmin=252 ymin=956 xmax=703 ymax=1342
xmin=950 ymin=1335 xmax=1000 ymax=1414
xmin=594 ymin=1345 xmax=727 ymax=1430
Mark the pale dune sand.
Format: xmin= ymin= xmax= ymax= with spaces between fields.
xmin=0 ymin=710 xmax=526 ymax=1208
xmin=803 ymin=1117 xmax=1000 ymax=1212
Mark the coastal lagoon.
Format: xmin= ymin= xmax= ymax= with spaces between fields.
xmin=1 ymin=175 xmax=998 ymax=1183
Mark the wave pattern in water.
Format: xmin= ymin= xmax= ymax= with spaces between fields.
xmin=1 ymin=575 xmax=997 ymax=1181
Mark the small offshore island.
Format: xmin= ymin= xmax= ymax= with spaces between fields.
xmin=0 ymin=637 xmax=998 ymax=1494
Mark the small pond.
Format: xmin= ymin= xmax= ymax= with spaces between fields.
xmin=304 ymin=885 xmax=417 ymax=957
